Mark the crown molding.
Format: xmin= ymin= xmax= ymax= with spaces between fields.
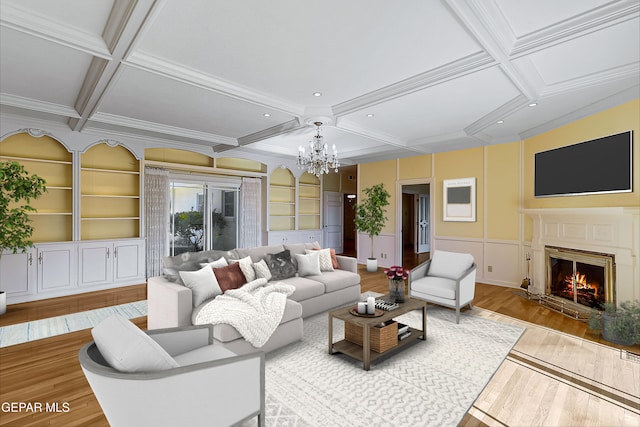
xmin=0 ymin=93 xmax=80 ymax=119
xmin=519 ymin=86 xmax=640 ymax=140
xmin=332 ymin=52 xmax=495 ymax=116
xmin=336 ymin=119 xmax=407 ymax=147
xmin=510 ymin=2 xmax=640 ymax=57
xmin=125 ymin=52 xmax=305 ymax=117
xmin=464 ymin=94 xmax=529 ymax=136
xmin=0 ymin=2 xmax=111 ymax=59
xmin=540 ymin=63 xmax=640 ymax=97
xmin=89 ymin=112 xmax=238 ymax=146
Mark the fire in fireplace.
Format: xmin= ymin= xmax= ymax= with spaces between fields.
xmin=545 ymin=246 xmax=615 ymax=310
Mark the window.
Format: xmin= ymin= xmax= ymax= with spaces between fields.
xmin=169 ymin=177 xmax=240 ymax=255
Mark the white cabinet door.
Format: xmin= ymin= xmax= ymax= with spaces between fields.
xmin=114 ymin=241 xmax=144 ymax=281
xmin=37 ymin=244 xmax=75 ymax=292
xmin=0 ymin=250 xmax=35 ymax=297
xmin=79 ymin=243 xmax=113 ymax=287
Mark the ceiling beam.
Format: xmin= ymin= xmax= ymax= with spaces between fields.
xmin=69 ymin=0 xmax=158 ymax=132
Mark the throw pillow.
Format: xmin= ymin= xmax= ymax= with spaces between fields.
xmin=295 ymin=252 xmax=322 ymax=276
xmin=264 ymin=249 xmax=297 ymax=281
xmin=230 ymin=256 xmax=256 ymax=282
xmin=179 ymin=265 xmax=222 ymax=307
xmin=213 ymin=263 xmax=247 ymax=292
xmin=91 ymin=314 xmax=179 ymax=373
xmin=252 ymin=259 xmax=272 ymax=281
xmin=200 ymin=257 xmax=229 ymax=269
xmin=306 ymin=248 xmax=334 ymax=271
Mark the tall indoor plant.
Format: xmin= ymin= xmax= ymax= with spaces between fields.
xmin=354 ymin=183 xmax=390 ymax=272
xmin=0 ymin=161 xmax=47 ymax=315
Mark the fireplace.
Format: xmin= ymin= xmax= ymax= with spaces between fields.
xmin=545 ymin=246 xmax=615 ymax=311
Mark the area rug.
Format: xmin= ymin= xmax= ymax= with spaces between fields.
xmin=243 ymin=306 xmax=525 ymax=427
xmin=0 ymin=300 xmax=147 ymax=348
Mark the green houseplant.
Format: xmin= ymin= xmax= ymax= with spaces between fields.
xmin=354 ymin=183 xmax=390 ymax=272
xmin=0 ymin=161 xmax=47 ymax=254
xmin=588 ymin=300 xmax=640 ymax=346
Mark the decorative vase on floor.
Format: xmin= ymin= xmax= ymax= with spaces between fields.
xmin=389 ymin=280 xmax=405 ymax=303
xmin=366 ymin=258 xmax=378 ymax=272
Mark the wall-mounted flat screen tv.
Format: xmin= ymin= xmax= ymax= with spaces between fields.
xmin=535 ymin=131 xmax=633 ymax=197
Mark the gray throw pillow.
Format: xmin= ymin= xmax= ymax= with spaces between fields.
xmin=265 ymin=249 xmax=296 ymax=281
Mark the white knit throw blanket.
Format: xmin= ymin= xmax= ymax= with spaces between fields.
xmin=193 ymin=278 xmax=295 ymax=348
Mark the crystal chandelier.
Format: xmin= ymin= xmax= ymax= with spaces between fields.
xmin=296 ymin=121 xmax=340 ymax=178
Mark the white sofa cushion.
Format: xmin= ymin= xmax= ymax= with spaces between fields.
xmin=179 ymin=265 xmax=222 ymax=307
xmin=427 ymin=250 xmax=474 ymax=280
xmin=230 ymin=256 xmax=256 ymax=282
xmin=92 ymin=314 xmax=179 ymax=373
xmin=305 ymin=248 xmax=334 ymax=272
xmin=411 ymin=276 xmax=457 ymax=300
xmin=252 ymin=259 xmax=272 ymax=280
xmin=295 ymin=251 xmax=321 ymax=277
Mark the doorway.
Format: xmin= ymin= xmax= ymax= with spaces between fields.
xmin=398 ymin=182 xmax=431 ymax=268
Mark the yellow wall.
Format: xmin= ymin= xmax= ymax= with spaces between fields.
xmin=399 ymin=154 xmax=432 ymax=180
xmin=434 ymin=147 xmax=484 ymax=239
xmin=356 ymin=99 xmax=640 ymax=246
xmin=486 ymin=142 xmax=520 ymax=240
xmin=524 ymin=99 xmax=640 ymax=209
xmin=358 ymin=160 xmax=397 ymax=234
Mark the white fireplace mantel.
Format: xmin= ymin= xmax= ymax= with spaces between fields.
xmin=521 ymin=207 xmax=640 ymax=304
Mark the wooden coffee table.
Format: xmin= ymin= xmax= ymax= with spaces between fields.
xmin=328 ymin=296 xmax=427 ymax=370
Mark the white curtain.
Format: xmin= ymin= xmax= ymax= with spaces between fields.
xmin=239 ymin=177 xmax=261 ymax=248
xmin=144 ymin=167 xmax=170 ymax=277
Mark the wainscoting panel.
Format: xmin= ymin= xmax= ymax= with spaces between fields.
xmin=433 ymin=237 xmax=485 ymax=283
xmin=484 ymin=241 xmax=521 ymax=287
xmin=357 ymin=232 xmax=396 ymax=268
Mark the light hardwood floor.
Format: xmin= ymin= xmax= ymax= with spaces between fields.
xmin=1 ymin=267 xmax=638 ymax=426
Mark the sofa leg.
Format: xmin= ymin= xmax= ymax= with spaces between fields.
xmin=468 ymin=303 xmax=473 ymax=309
xmin=455 ymin=308 xmax=460 ymax=324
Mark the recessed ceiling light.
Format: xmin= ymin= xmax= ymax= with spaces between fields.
xmin=263 ymin=113 xmax=271 ymax=117
xmin=529 ymin=103 xmax=537 ymax=107
xmin=313 ymin=92 xmax=322 ymax=97
xmin=366 ymin=114 xmax=374 ymax=117
xmin=497 ymin=120 xmax=504 ymax=124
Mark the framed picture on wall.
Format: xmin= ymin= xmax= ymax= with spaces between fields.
xmin=443 ymin=177 xmax=476 ymax=222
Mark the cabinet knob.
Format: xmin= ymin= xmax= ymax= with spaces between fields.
xmin=38 ymin=253 xmax=43 ymax=264
xmin=106 ymin=248 xmax=110 ymax=259
xmin=28 ymin=253 xmax=33 ymax=266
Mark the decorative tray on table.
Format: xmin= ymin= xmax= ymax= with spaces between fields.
xmin=349 ymin=307 xmax=384 ymax=317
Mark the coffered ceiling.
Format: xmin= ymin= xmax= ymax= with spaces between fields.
xmin=1 ymin=0 xmax=638 ymax=166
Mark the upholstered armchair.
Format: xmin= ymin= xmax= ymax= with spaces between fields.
xmin=408 ymin=250 xmax=477 ymax=323
xmin=79 ymin=314 xmax=265 ymax=427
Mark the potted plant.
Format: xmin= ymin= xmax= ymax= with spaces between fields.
xmin=588 ymin=300 xmax=640 ymax=346
xmin=354 ymin=183 xmax=390 ymax=272
xmin=0 ymin=161 xmax=47 ymax=315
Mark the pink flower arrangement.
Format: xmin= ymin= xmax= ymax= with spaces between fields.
xmin=384 ymin=266 xmax=409 ymax=281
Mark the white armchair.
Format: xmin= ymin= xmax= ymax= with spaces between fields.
xmin=408 ymin=250 xmax=477 ymax=324
xmin=79 ymin=314 xmax=265 ymax=427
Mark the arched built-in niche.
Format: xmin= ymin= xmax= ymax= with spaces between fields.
xmin=80 ymin=142 xmax=140 ymax=240
xmin=0 ymin=132 xmax=73 ymax=242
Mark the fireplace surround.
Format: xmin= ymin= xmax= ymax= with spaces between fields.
xmin=524 ymin=207 xmax=639 ymax=308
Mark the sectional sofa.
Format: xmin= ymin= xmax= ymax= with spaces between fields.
xmin=147 ymin=242 xmax=361 ymax=354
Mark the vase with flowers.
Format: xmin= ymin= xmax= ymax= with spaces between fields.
xmin=384 ymin=266 xmax=409 ymax=303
